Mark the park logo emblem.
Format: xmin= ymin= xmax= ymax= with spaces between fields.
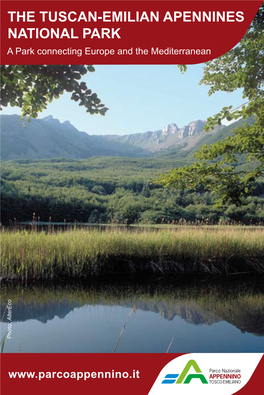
xmin=161 ymin=359 xmax=208 ymax=384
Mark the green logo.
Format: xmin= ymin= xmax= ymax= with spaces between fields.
xmin=176 ymin=360 xmax=208 ymax=384
xmin=162 ymin=359 xmax=208 ymax=385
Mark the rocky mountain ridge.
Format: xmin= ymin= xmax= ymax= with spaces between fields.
xmin=105 ymin=119 xmax=219 ymax=152
xmin=1 ymin=114 xmax=222 ymax=160
xmin=0 ymin=114 xmax=149 ymax=161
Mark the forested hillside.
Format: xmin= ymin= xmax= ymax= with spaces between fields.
xmin=2 ymin=157 xmax=264 ymax=225
xmin=1 ymin=113 xmax=263 ymax=225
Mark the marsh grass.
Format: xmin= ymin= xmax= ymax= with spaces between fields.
xmin=1 ymin=227 xmax=264 ymax=280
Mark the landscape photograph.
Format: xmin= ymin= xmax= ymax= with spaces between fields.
xmin=0 ymin=5 xmax=264 ymax=353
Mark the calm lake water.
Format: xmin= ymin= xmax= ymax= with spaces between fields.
xmin=1 ymin=277 xmax=264 ymax=353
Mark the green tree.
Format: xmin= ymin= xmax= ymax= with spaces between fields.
xmin=142 ymin=183 xmax=151 ymax=198
xmin=159 ymin=4 xmax=264 ymax=205
xmin=0 ymin=65 xmax=108 ymax=117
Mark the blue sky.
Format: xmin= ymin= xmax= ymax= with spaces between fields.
xmin=2 ymin=65 xmax=244 ymax=135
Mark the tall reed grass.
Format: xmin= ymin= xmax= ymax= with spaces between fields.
xmin=1 ymin=227 xmax=264 ymax=280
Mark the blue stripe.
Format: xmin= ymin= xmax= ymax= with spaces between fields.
xmin=162 ymin=380 xmax=176 ymax=384
xmin=165 ymin=374 xmax=179 ymax=379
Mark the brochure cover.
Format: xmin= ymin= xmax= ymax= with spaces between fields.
xmin=0 ymin=0 xmax=263 ymax=394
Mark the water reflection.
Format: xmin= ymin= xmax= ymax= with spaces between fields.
xmin=1 ymin=277 xmax=264 ymax=352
